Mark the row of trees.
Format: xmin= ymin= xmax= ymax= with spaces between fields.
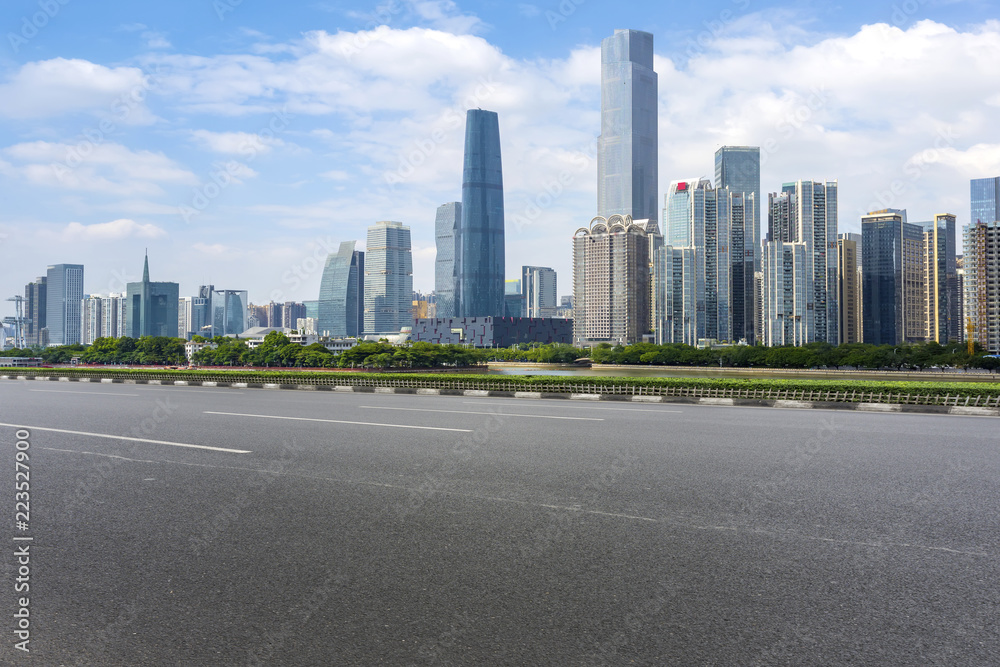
xmin=3 ymin=336 xmax=998 ymax=371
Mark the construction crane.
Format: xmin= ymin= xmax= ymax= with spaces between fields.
xmin=5 ymin=296 xmax=25 ymax=349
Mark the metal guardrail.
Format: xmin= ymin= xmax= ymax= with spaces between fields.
xmin=7 ymin=370 xmax=1000 ymax=408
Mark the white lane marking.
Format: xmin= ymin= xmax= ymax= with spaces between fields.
xmin=0 ymin=422 xmax=250 ymax=454
xmin=203 ymin=411 xmax=472 ymax=433
xmin=460 ymin=400 xmax=683 ymax=414
xmin=134 ymin=387 xmax=246 ymax=394
xmin=29 ymin=389 xmax=138 ymax=397
xmin=358 ymin=406 xmax=603 ymax=421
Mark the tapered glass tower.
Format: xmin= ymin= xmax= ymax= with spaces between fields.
xmin=319 ymin=241 xmax=364 ymax=338
xmin=458 ymin=109 xmax=505 ymax=318
xmin=598 ymin=29 xmax=657 ymax=221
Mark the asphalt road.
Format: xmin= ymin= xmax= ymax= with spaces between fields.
xmin=0 ymin=380 xmax=997 ymax=665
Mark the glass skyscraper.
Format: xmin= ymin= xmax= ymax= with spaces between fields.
xmin=318 ymin=241 xmax=364 ymax=338
xmin=458 ymin=109 xmax=505 ymax=318
xmin=125 ymin=254 xmax=179 ymax=338
xmin=45 ymin=263 xmax=84 ymax=345
xmin=715 ymin=146 xmax=761 ymax=274
xmin=598 ymin=29 xmax=657 ymax=221
xmin=364 ymin=221 xmax=413 ymax=334
xmin=861 ymin=209 xmax=924 ymax=345
xmin=434 ymin=202 xmax=461 ymax=319
xmin=971 ymin=176 xmax=1000 ymax=225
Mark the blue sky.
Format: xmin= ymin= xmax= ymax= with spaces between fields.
xmin=1 ymin=0 xmax=999 ymax=320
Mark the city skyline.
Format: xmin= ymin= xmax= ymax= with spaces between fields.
xmin=2 ymin=3 xmax=1000 ymax=319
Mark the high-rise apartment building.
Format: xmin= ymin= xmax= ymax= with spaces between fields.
xmin=522 ymin=266 xmax=557 ymax=318
xmin=861 ymin=209 xmax=925 ymax=345
xmin=45 ymin=263 xmax=84 ymax=346
xmin=282 ymin=302 xmax=306 ymax=331
xmin=126 ymin=254 xmax=179 ymax=338
xmin=23 ymin=277 xmax=46 ymax=347
xmin=715 ymin=146 xmax=761 ymax=271
xmin=434 ymin=202 xmax=461 ymax=319
xmin=838 ymin=233 xmax=862 ymax=344
xmin=458 ymin=110 xmax=505 ymax=318
xmin=364 ymin=221 xmax=413 ymax=334
xmin=760 ymin=181 xmax=839 ymax=346
xmin=598 ymin=29 xmax=657 ymax=220
xmin=964 ymin=220 xmax=1000 ymax=352
xmin=318 ymin=241 xmax=364 ymax=338
xmin=923 ymin=213 xmax=959 ymax=343
xmin=82 ymin=293 xmax=126 ymax=344
xmin=573 ymin=215 xmax=654 ymax=344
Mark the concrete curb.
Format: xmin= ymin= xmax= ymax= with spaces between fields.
xmin=3 ymin=374 xmax=998 ymax=417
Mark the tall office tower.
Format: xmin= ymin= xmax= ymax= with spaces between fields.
xmin=319 ymin=241 xmax=364 ymax=338
xmin=762 ymin=242 xmax=809 ymax=346
xmin=458 ymin=110 xmax=505 ymax=318
xmin=209 ymin=290 xmax=248 ymax=336
xmin=654 ymin=245 xmax=696 ymax=344
xmin=956 ymin=255 xmax=965 ymax=342
xmin=861 ymin=209 xmax=926 ymax=345
xmin=715 ymin=146 xmax=761 ymax=267
xmin=45 ymin=264 xmax=84 ymax=345
xmin=23 ymin=277 xmax=46 ymax=347
xmin=126 ymin=254 xmax=179 ymax=338
xmin=970 ymin=176 xmax=1000 ymax=225
xmin=573 ymin=215 xmax=653 ymax=345
xmin=923 ymin=214 xmax=959 ymax=343
xmin=760 ymin=180 xmax=839 ymax=345
xmin=504 ymin=279 xmax=524 ymax=318
xmin=598 ymin=29 xmax=657 ymax=220
xmin=189 ymin=286 xmax=214 ymax=338
xmin=522 ymin=266 xmax=558 ymax=318
xmin=660 ymin=181 xmax=753 ymax=343
xmin=838 ymin=234 xmax=862 ymax=344
xmin=434 ymin=202 xmax=461 ymax=318
xmin=837 ymin=233 xmax=861 ymax=344
xmin=365 ymin=221 xmax=413 ymax=334
xmin=282 ymin=302 xmax=306 ymax=330
xmin=964 ymin=221 xmax=1000 ymax=352
xmin=81 ymin=295 xmax=103 ymax=345
xmin=103 ymin=293 xmax=126 ymax=338
xmin=179 ymin=297 xmax=193 ymax=337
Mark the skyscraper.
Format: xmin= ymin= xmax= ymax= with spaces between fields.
xmin=45 ymin=263 xmax=84 ymax=346
xmin=598 ymin=29 xmax=657 ymax=220
xmin=318 ymin=241 xmax=364 ymax=338
xmin=970 ymin=176 xmax=1000 ymax=225
xmin=761 ymin=181 xmax=839 ymax=345
xmin=963 ymin=220 xmax=1000 ymax=352
xmin=573 ymin=215 xmax=653 ymax=344
xmin=923 ymin=213 xmax=959 ymax=343
xmin=23 ymin=276 xmax=46 ymax=347
xmin=125 ymin=254 xmax=179 ymax=338
xmin=838 ymin=233 xmax=862 ymax=344
xmin=861 ymin=209 xmax=925 ymax=345
xmin=458 ymin=110 xmax=505 ymax=318
xmin=522 ymin=266 xmax=557 ymax=318
xmin=715 ymin=146 xmax=761 ymax=275
xmin=364 ymin=221 xmax=413 ymax=334
xmin=434 ymin=202 xmax=461 ymax=318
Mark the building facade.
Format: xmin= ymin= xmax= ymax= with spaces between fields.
xmin=364 ymin=221 xmax=413 ymax=334
xmin=45 ymin=263 xmax=84 ymax=346
xmin=715 ymin=146 xmax=761 ymax=274
xmin=412 ymin=317 xmax=573 ymax=347
xmin=964 ymin=220 xmax=1000 ymax=352
xmin=923 ymin=213 xmax=960 ymax=343
xmin=598 ymin=29 xmax=657 ymax=220
xmin=522 ymin=266 xmax=558 ymax=318
xmin=838 ymin=234 xmax=862 ymax=344
xmin=434 ymin=202 xmax=461 ymax=319
xmin=318 ymin=241 xmax=364 ymax=338
xmin=458 ymin=110 xmax=505 ymax=318
xmin=970 ymin=176 xmax=1000 ymax=226
xmin=23 ymin=276 xmax=46 ymax=347
xmin=125 ymin=255 xmax=179 ymax=338
xmin=861 ymin=209 xmax=923 ymax=345
xmin=573 ymin=215 xmax=652 ymax=345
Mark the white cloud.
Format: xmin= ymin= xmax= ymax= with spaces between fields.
xmin=193 ymin=242 xmax=236 ymax=256
xmin=0 ymin=59 xmax=151 ymax=119
xmin=57 ymin=219 xmax=167 ymax=242
xmin=191 ymin=130 xmax=285 ymax=155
